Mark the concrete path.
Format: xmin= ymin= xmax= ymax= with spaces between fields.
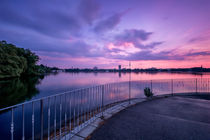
xmin=89 ymin=96 xmax=210 ymax=140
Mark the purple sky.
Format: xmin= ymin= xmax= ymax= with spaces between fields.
xmin=1 ymin=0 xmax=210 ymax=68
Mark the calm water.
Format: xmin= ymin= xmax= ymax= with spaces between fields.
xmin=1 ymin=72 xmax=210 ymax=108
xmin=1 ymin=72 xmax=210 ymax=139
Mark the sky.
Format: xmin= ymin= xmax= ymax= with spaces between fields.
xmin=0 ymin=0 xmax=210 ymax=69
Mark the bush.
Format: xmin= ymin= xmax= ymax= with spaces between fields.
xmin=144 ymin=87 xmax=153 ymax=98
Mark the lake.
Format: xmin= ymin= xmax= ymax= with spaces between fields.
xmin=1 ymin=72 xmax=210 ymax=108
xmin=0 ymin=72 xmax=210 ymax=139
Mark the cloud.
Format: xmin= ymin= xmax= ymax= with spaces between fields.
xmin=186 ymin=51 xmax=210 ymax=56
xmin=78 ymin=0 xmax=101 ymax=25
xmin=104 ymin=41 xmax=170 ymax=61
xmin=107 ymin=47 xmax=210 ymax=61
xmin=113 ymin=29 xmax=159 ymax=49
xmin=33 ymin=40 xmax=102 ymax=58
xmin=188 ymin=36 xmax=209 ymax=43
xmin=104 ymin=29 xmax=163 ymax=57
xmin=36 ymin=40 xmax=103 ymax=58
xmin=65 ymin=41 xmax=103 ymax=57
xmin=106 ymin=42 xmax=141 ymax=56
xmin=116 ymin=29 xmax=152 ymax=42
xmin=102 ymin=28 xmax=167 ymax=61
xmin=94 ymin=12 xmax=123 ymax=33
xmin=0 ymin=26 xmax=103 ymax=59
xmin=109 ymin=49 xmax=184 ymax=61
xmin=0 ymin=1 xmax=81 ymax=39
xmin=146 ymin=42 xmax=164 ymax=48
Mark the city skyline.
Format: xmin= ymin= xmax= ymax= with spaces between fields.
xmin=0 ymin=0 xmax=210 ymax=68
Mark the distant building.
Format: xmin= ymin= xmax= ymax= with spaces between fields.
xmin=93 ymin=66 xmax=98 ymax=70
xmin=118 ymin=65 xmax=121 ymax=71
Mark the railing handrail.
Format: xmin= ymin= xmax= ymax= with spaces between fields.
xmin=0 ymin=77 xmax=208 ymax=111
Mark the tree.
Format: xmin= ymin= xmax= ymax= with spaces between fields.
xmin=0 ymin=41 xmax=43 ymax=79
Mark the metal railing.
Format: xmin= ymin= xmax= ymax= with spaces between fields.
xmin=0 ymin=78 xmax=210 ymax=140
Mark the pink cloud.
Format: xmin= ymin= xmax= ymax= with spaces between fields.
xmin=107 ymin=42 xmax=141 ymax=56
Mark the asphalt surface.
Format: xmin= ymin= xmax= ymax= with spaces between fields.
xmin=89 ymin=96 xmax=210 ymax=140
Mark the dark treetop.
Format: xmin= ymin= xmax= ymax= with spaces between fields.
xmin=0 ymin=40 xmax=52 ymax=79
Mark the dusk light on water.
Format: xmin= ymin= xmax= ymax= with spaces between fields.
xmin=1 ymin=0 xmax=210 ymax=140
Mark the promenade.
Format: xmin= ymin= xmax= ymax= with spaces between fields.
xmin=89 ymin=96 xmax=210 ymax=140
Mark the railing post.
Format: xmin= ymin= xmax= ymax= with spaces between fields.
xmin=77 ymin=91 xmax=80 ymax=129
xmin=81 ymin=90 xmax=83 ymax=128
xmin=48 ymin=98 xmax=50 ymax=140
xmin=99 ymin=86 xmax=102 ymax=115
xmin=54 ymin=96 xmax=56 ymax=139
xmin=196 ymin=78 xmax=198 ymax=93
xmin=92 ymin=87 xmax=95 ymax=120
xmin=102 ymin=85 xmax=104 ymax=117
xmin=40 ymin=99 xmax=44 ymax=140
xmin=97 ymin=86 xmax=100 ymax=116
xmin=11 ymin=108 xmax=14 ymax=140
xmin=89 ymin=87 xmax=92 ymax=122
xmin=171 ymin=79 xmax=173 ymax=95
xmin=129 ymin=81 xmax=131 ymax=104
xmin=151 ymin=80 xmax=153 ymax=93
xmin=64 ymin=94 xmax=67 ymax=136
xmin=32 ymin=102 xmax=34 ymax=140
xmin=116 ymin=83 xmax=119 ymax=103
xmin=69 ymin=93 xmax=72 ymax=136
xmin=87 ymin=88 xmax=90 ymax=123
xmin=22 ymin=104 xmax=25 ymax=140
xmin=59 ymin=95 xmax=62 ymax=139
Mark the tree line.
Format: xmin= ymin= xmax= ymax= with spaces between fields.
xmin=0 ymin=40 xmax=52 ymax=79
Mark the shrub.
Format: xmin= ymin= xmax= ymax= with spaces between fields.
xmin=144 ymin=87 xmax=153 ymax=98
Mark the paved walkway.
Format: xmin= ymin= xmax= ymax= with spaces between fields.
xmin=89 ymin=96 xmax=210 ymax=140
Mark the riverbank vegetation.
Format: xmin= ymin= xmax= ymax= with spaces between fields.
xmin=144 ymin=87 xmax=153 ymax=97
xmin=0 ymin=40 xmax=53 ymax=79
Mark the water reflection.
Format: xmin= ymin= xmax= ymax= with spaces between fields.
xmin=0 ymin=76 xmax=43 ymax=108
xmin=0 ymin=72 xmax=210 ymax=139
xmin=0 ymin=72 xmax=209 ymax=108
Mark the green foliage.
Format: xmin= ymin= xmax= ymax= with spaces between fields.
xmin=38 ymin=64 xmax=52 ymax=74
xmin=144 ymin=87 xmax=153 ymax=97
xmin=0 ymin=77 xmax=41 ymax=108
xmin=0 ymin=41 xmax=50 ymax=79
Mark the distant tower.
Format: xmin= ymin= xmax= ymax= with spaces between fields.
xmin=93 ymin=66 xmax=98 ymax=70
xmin=118 ymin=65 xmax=121 ymax=71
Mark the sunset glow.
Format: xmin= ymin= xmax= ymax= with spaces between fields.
xmin=0 ymin=0 xmax=210 ymax=68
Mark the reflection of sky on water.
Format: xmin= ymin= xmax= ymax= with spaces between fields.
xmin=33 ymin=72 xmax=210 ymax=100
xmin=1 ymin=72 xmax=210 ymax=139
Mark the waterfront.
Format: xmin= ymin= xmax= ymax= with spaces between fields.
xmin=1 ymin=72 xmax=210 ymax=108
xmin=1 ymin=72 xmax=210 ymax=139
